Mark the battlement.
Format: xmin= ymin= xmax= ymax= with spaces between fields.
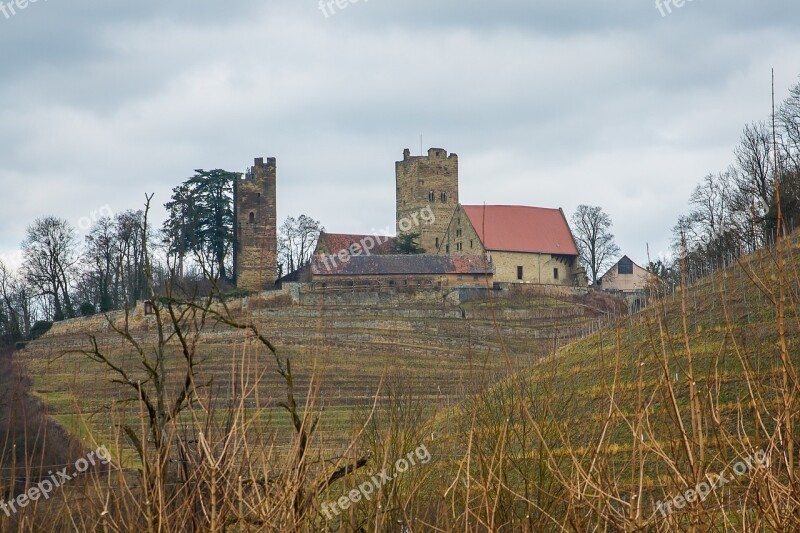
xmin=396 ymin=147 xmax=459 ymax=254
xmin=244 ymin=157 xmax=277 ymax=180
xmin=234 ymin=155 xmax=278 ymax=290
xmin=401 ymin=147 xmax=457 ymax=162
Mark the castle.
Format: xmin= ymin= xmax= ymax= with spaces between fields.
xmin=233 ymin=157 xmax=277 ymax=289
xmin=396 ymin=148 xmax=459 ymax=253
xmin=233 ymin=148 xmax=586 ymax=291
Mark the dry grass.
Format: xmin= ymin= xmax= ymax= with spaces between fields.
xmin=1 ymin=232 xmax=799 ymax=531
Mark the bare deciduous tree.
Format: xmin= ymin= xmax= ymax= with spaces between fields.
xmin=278 ymin=215 xmax=323 ymax=277
xmin=21 ymin=217 xmax=78 ymax=321
xmin=570 ymin=205 xmax=620 ymax=285
xmin=0 ymin=260 xmax=24 ymax=343
xmin=116 ymin=210 xmax=148 ymax=307
xmin=80 ymin=216 xmax=121 ymax=313
xmin=734 ymin=121 xmax=774 ymax=211
xmin=779 ymin=77 xmax=800 ymax=168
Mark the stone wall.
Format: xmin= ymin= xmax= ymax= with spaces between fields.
xmin=490 ymin=250 xmax=580 ymax=285
xmin=308 ymin=273 xmax=490 ymax=292
xmin=298 ymin=285 xmax=448 ymax=306
xmin=234 ymin=157 xmax=277 ymax=291
xmin=395 ymin=148 xmax=459 ymax=253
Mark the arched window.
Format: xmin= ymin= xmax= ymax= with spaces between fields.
xmin=428 ymin=191 xmax=435 ymax=202
xmin=440 ymin=192 xmax=447 ymax=202
xmin=249 ymin=212 xmax=255 ymax=223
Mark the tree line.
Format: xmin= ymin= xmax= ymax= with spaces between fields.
xmin=671 ymin=75 xmax=800 ymax=278
xmin=0 ymin=211 xmax=149 ymax=346
xmin=0 ymin=169 xmax=326 ymax=347
xmin=569 ymin=75 xmax=800 ymax=288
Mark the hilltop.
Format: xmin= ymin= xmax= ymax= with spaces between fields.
xmin=16 ymin=285 xmax=618 ymax=463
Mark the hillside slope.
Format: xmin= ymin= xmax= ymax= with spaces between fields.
xmin=435 ymin=238 xmax=800 ymax=530
xmin=16 ymin=286 xmax=615 ymax=460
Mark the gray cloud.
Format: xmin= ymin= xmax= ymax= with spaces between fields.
xmin=1 ymin=0 xmax=799 ymax=266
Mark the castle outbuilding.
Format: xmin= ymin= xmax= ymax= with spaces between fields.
xmin=597 ymin=255 xmax=651 ymax=312
xmin=597 ymin=255 xmax=650 ymax=292
xmin=440 ymin=204 xmax=586 ymax=286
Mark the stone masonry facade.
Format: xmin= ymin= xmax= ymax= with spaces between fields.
xmin=440 ymin=204 xmax=584 ymax=286
xmin=234 ymin=157 xmax=277 ymax=291
xmin=395 ymin=148 xmax=459 ymax=254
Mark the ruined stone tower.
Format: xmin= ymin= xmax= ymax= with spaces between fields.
xmin=396 ymin=148 xmax=459 ymax=253
xmin=234 ymin=157 xmax=277 ymax=290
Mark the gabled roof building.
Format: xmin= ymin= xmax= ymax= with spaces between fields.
xmin=598 ymin=255 xmax=650 ymax=293
xmin=440 ymin=204 xmax=587 ymax=286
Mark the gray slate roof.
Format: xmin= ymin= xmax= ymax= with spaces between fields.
xmin=311 ymin=254 xmax=493 ymax=276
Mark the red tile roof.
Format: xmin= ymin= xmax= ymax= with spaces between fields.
xmin=462 ymin=205 xmax=579 ymax=255
xmin=315 ymin=232 xmax=396 ymax=256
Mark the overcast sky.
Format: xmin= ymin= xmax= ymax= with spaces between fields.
xmin=1 ymin=0 xmax=798 ymax=269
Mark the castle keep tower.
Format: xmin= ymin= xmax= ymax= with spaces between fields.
xmin=234 ymin=157 xmax=277 ymax=290
xmin=396 ymin=148 xmax=459 ymax=253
